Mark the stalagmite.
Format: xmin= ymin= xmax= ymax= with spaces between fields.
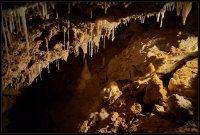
xmin=182 ymin=2 xmax=192 ymax=25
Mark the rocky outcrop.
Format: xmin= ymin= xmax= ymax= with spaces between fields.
xmin=78 ymin=28 xmax=198 ymax=133
xmin=107 ymin=29 xmax=198 ymax=82
xmin=143 ymin=74 xmax=167 ymax=105
xmin=166 ymin=94 xmax=194 ymax=118
xmin=168 ymin=58 xmax=198 ymax=99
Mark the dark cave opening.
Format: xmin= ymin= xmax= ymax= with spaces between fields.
xmin=6 ymin=23 xmax=129 ymax=132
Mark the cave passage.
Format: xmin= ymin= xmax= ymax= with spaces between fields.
xmin=2 ymin=2 xmax=198 ymax=133
xmin=6 ymin=24 xmax=128 ymax=133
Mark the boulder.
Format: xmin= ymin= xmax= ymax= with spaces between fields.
xmin=166 ymin=94 xmax=194 ymax=118
xmin=100 ymin=81 xmax=122 ymax=104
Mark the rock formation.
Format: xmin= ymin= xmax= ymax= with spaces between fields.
xmin=1 ymin=1 xmax=198 ymax=133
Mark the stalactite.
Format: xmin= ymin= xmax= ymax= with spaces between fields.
xmin=13 ymin=11 xmax=19 ymax=33
xmin=16 ymin=10 xmax=21 ymax=32
xmin=11 ymin=12 xmax=15 ymax=32
xmin=44 ymin=2 xmax=47 ymax=19
xmin=45 ymin=37 xmax=50 ymax=73
xmin=67 ymin=19 xmax=70 ymax=50
xmin=56 ymin=59 xmax=58 ymax=68
xmin=111 ymin=26 xmax=115 ymax=42
xmin=91 ymin=41 xmax=93 ymax=57
xmin=176 ymin=2 xmax=183 ymax=16
xmin=156 ymin=12 xmax=160 ymax=22
xmin=33 ymin=52 xmax=36 ymax=60
xmin=160 ymin=9 xmax=165 ymax=28
xmin=58 ymin=59 xmax=60 ymax=70
xmin=6 ymin=31 xmax=11 ymax=46
xmin=9 ymin=15 xmax=13 ymax=33
xmin=56 ymin=4 xmax=58 ymax=19
xmin=68 ymin=3 xmax=70 ymax=14
xmin=20 ymin=7 xmax=29 ymax=56
xmin=140 ymin=16 xmax=145 ymax=24
xmin=103 ymin=35 xmax=105 ymax=48
xmin=3 ymin=14 xmax=8 ymax=30
xmin=90 ymin=23 xmax=93 ymax=40
xmin=45 ymin=37 xmax=49 ymax=52
xmin=104 ymin=2 xmax=107 ymax=14
xmin=48 ymin=63 xmax=50 ymax=73
xmin=39 ymin=65 xmax=42 ymax=80
xmin=182 ymin=2 xmax=192 ymax=25
xmin=91 ymin=8 xmax=93 ymax=19
xmin=42 ymin=2 xmax=45 ymax=18
xmin=2 ymin=16 xmax=10 ymax=72
xmin=102 ymin=55 xmax=105 ymax=67
xmin=63 ymin=27 xmax=66 ymax=50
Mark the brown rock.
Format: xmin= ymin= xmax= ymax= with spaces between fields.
xmin=143 ymin=74 xmax=167 ymax=105
xmin=130 ymin=102 xmax=142 ymax=115
xmin=168 ymin=58 xmax=198 ymax=98
xmin=166 ymin=94 xmax=194 ymax=118
xmin=100 ymin=81 xmax=122 ymax=105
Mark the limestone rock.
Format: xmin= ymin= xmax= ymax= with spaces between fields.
xmin=143 ymin=74 xmax=167 ymax=105
xmin=168 ymin=58 xmax=198 ymax=98
xmin=100 ymin=81 xmax=122 ymax=104
xmin=166 ymin=94 xmax=194 ymax=118
xmin=130 ymin=102 xmax=142 ymax=115
xmin=99 ymin=108 xmax=110 ymax=121
xmin=153 ymin=104 xmax=166 ymax=116
xmin=107 ymin=29 xmax=197 ymax=81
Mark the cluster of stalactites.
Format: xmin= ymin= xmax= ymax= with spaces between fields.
xmin=155 ymin=2 xmax=192 ymax=28
xmin=2 ymin=2 xmax=193 ymax=73
xmin=2 ymin=6 xmax=29 ymax=75
xmin=73 ymin=19 xmax=121 ymax=59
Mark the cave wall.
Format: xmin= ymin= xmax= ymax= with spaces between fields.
xmin=1 ymin=1 xmax=198 ymax=133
